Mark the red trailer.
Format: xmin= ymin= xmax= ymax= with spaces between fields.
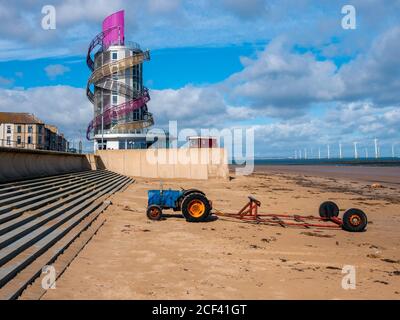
xmin=215 ymin=196 xmax=368 ymax=232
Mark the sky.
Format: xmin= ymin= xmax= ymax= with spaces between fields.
xmin=0 ymin=0 xmax=399 ymax=157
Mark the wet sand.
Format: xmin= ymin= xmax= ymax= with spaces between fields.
xmin=253 ymin=165 xmax=400 ymax=185
xmin=36 ymin=169 xmax=400 ymax=300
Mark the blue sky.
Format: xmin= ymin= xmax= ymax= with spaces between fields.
xmin=0 ymin=0 xmax=399 ymax=156
xmin=0 ymin=44 xmax=260 ymax=90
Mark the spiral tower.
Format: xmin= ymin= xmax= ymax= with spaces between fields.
xmin=86 ymin=10 xmax=154 ymax=150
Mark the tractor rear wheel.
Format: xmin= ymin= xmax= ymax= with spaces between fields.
xmin=319 ymin=201 xmax=339 ymax=219
xmin=147 ymin=205 xmax=163 ymax=221
xmin=181 ymin=193 xmax=211 ymax=222
xmin=342 ymin=208 xmax=367 ymax=232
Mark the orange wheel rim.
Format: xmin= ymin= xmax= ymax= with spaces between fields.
xmin=150 ymin=208 xmax=160 ymax=218
xmin=188 ymin=200 xmax=205 ymax=218
xmin=349 ymin=214 xmax=361 ymax=226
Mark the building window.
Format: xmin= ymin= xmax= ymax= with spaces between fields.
xmin=6 ymin=125 xmax=11 ymax=134
xmin=28 ymin=125 xmax=33 ymax=133
xmin=112 ymin=52 xmax=118 ymax=60
xmin=6 ymin=136 xmax=11 ymax=145
xmin=112 ymin=94 xmax=118 ymax=105
xmin=119 ymin=140 xmax=126 ymax=150
xmin=28 ymin=136 xmax=32 ymax=144
xmin=98 ymin=140 xmax=107 ymax=150
xmin=17 ymin=136 xmax=21 ymax=145
xmin=17 ymin=125 xmax=21 ymax=133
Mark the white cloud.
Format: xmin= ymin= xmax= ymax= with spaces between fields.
xmin=224 ymin=38 xmax=344 ymax=117
xmin=1 ymin=0 xmax=399 ymax=61
xmin=326 ymin=102 xmax=400 ymax=139
xmin=56 ymin=0 xmax=124 ymax=25
xmin=0 ymin=1 xmax=399 ymax=155
xmin=249 ymin=101 xmax=400 ymax=156
xmin=0 ymin=86 xmax=91 ymax=142
xmin=44 ymin=64 xmax=71 ymax=79
xmin=149 ymin=85 xmax=228 ymax=127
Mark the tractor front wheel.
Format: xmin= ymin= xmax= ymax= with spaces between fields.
xmin=147 ymin=205 xmax=163 ymax=221
xmin=181 ymin=193 xmax=211 ymax=222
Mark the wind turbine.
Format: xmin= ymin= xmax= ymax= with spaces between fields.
xmin=365 ymin=147 xmax=368 ymax=159
xmin=374 ymin=138 xmax=379 ymax=159
xmin=339 ymin=142 xmax=343 ymax=159
xmin=318 ymin=147 xmax=321 ymax=160
xmin=392 ymin=143 xmax=395 ymax=158
xmin=327 ymin=144 xmax=330 ymax=159
xmin=353 ymin=141 xmax=358 ymax=159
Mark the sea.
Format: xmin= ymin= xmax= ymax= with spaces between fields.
xmin=247 ymin=157 xmax=400 ymax=167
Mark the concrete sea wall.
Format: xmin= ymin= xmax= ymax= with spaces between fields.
xmin=0 ymin=147 xmax=92 ymax=183
xmin=96 ymin=148 xmax=229 ymax=180
xmin=0 ymin=147 xmax=229 ymax=183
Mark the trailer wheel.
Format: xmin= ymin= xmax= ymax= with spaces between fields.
xmin=146 ymin=205 xmax=163 ymax=221
xmin=181 ymin=193 xmax=211 ymax=222
xmin=319 ymin=201 xmax=339 ymax=218
xmin=342 ymin=208 xmax=367 ymax=232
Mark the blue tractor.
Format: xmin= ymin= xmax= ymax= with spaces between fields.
xmin=147 ymin=189 xmax=212 ymax=222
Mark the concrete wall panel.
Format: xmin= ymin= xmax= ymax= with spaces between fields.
xmin=95 ymin=148 xmax=228 ymax=180
xmin=0 ymin=147 xmax=91 ymax=183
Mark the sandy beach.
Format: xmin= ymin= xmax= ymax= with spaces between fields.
xmin=30 ymin=166 xmax=400 ymax=300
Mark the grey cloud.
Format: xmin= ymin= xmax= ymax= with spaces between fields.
xmin=340 ymin=26 xmax=400 ymax=106
xmin=147 ymin=0 xmax=182 ymax=14
xmin=220 ymin=0 xmax=268 ymax=19
xmin=0 ymin=76 xmax=14 ymax=87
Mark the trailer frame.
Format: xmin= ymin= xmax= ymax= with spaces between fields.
xmin=216 ymin=196 xmax=345 ymax=230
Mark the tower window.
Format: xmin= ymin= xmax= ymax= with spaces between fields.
xmin=112 ymin=94 xmax=118 ymax=105
xmin=112 ymin=52 xmax=118 ymax=60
